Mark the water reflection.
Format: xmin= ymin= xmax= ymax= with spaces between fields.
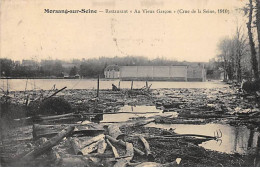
xmin=145 ymin=123 xmax=260 ymax=154
xmin=100 ymin=105 xmax=167 ymax=123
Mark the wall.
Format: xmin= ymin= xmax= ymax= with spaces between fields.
xmin=187 ymin=65 xmax=206 ymax=81
xmin=120 ymin=66 xmax=188 ymax=81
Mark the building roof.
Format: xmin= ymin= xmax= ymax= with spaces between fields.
xmin=104 ymin=65 xmax=120 ymax=71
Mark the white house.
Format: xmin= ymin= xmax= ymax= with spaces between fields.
xmin=104 ymin=65 xmax=120 ymax=79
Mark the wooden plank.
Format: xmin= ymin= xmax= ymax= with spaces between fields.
xmin=20 ymin=126 xmax=75 ymax=162
xmin=138 ymin=135 xmax=154 ymax=161
xmin=33 ymin=124 xmax=104 ymax=139
xmin=106 ymin=139 xmax=120 ymax=158
xmin=125 ymin=142 xmax=134 ymax=161
xmin=70 ymin=138 xmax=82 ymax=155
xmin=105 ymin=135 xmax=145 ymax=156
xmin=97 ymin=139 xmax=107 ymax=154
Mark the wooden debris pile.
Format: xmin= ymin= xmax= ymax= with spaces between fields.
xmin=10 ymin=113 xmax=192 ymax=167
xmin=153 ymin=87 xmax=260 ymax=129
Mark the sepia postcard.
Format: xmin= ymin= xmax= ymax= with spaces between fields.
xmin=0 ymin=0 xmax=260 ymax=167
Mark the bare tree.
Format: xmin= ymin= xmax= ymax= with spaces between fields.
xmin=247 ymin=0 xmax=259 ymax=79
xmin=217 ymin=26 xmax=248 ymax=82
xmin=233 ymin=26 xmax=248 ymax=82
xmin=217 ymin=38 xmax=235 ymax=81
xmin=256 ymin=0 xmax=260 ymax=71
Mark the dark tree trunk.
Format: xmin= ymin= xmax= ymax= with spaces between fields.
xmin=256 ymin=0 xmax=260 ymax=71
xmin=227 ymin=62 xmax=234 ymax=80
xmin=237 ymin=58 xmax=242 ymax=82
xmin=248 ymin=0 xmax=259 ymax=79
xmin=224 ymin=59 xmax=228 ymax=81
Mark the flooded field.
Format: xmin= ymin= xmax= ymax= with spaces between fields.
xmin=100 ymin=105 xmax=259 ymax=155
xmin=1 ymin=79 xmax=259 ymax=167
xmin=83 ymin=104 xmax=260 ymax=155
xmin=1 ymin=79 xmax=229 ymax=91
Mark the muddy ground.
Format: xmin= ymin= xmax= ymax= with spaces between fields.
xmin=0 ymin=84 xmax=260 ymax=167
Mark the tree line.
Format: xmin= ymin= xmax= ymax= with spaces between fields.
xmin=216 ymin=0 xmax=260 ymax=82
xmin=0 ymin=56 xmax=196 ymax=78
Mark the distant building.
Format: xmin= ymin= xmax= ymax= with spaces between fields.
xmin=119 ymin=64 xmax=206 ymax=81
xmin=75 ymin=74 xmax=80 ymax=79
xmin=120 ymin=65 xmax=188 ymax=81
xmin=187 ymin=64 xmax=206 ymax=81
xmin=104 ymin=65 xmax=120 ymax=79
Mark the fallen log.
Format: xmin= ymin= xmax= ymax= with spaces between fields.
xmin=106 ymin=139 xmax=120 ymax=158
xmin=125 ymin=142 xmax=134 ymax=161
xmin=43 ymin=86 xmax=67 ymax=101
xmin=155 ymin=118 xmax=207 ymax=124
xmin=107 ymin=124 xmax=126 ymax=140
xmin=97 ymin=139 xmax=107 ymax=154
xmin=37 ymin=117 xmax=83 ymax=124
xmin=105 ymin=135 xmax=145 ymax=156
xmin=138 ymin=135 xmax=154 ymax=161
xmin=33 ymin=123 xmax=104 ymax=139
xmin=13 ymin=116 xmax=33 ymax=123
xmin=62 ymin=153 xmax=132 ymax=159
xmin=134 ymin=134 xmax=216 ymax=141
xmin=36 ymin=112 xmax=77 ymax=121
xmin=70 ymin=138 xmax=82 ymax=155
xmin=62 ymin=152 xmax=114 ymax=158
xmin=70 ymin=134 xmax=105 ymax=155
xmin=178 ymin=113 xmax=235 ymax=119
xmin=158 ymin=134 xmax=217 ymax=139
xmin=20 ymin=126 xmax=75 ymax=162
xmin=33 ymin=123 xmax=104 ymax=131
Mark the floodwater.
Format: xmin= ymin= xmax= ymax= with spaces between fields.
xmin=145 ymin=123 xmax=260 ymax=154
xmin=1 ymin=79 xmax=229 ymax=91
xmin=100 ymin=105 xmax=178 ymax=123
xmin=98 ymin=105 xmax=259 ymax=155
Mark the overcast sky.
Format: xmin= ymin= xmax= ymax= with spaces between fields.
xmin=1 ymin=0 xmax=247 ymax=62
